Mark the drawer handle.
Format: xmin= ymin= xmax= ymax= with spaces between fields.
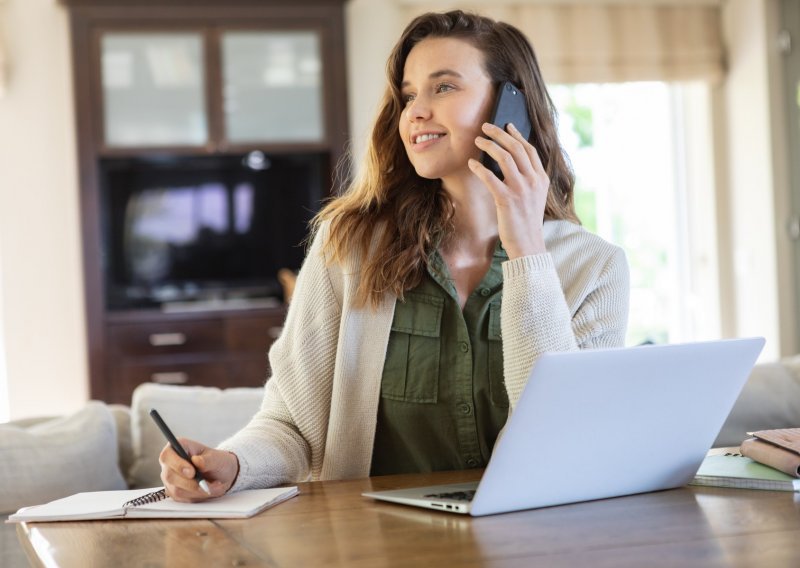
xmin=149 ymin=333 xmax=187 ymax=347
xmin=151 ymin=372 xmax=189 ymax=384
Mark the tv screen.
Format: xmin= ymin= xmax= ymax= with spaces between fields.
xmin=101 ymin=153 xmax=327 ymax=310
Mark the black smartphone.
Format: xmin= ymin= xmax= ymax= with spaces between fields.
xmin=481 ymin=81 xmax=533 ymax=180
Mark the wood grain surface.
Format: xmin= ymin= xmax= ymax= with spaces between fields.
xmin=18 ymin=469 xmax=800 ymax=567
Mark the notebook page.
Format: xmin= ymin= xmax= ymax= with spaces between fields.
xmin=8 ymin=488 xmax=160 ymax=522
xmin=128 ymin=486 xmax=298 ymax=518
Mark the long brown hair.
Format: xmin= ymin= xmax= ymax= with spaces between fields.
xmin=313 ymin=10 xmax=578 ymax=307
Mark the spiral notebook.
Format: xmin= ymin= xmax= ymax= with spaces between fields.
xmin=7 ymin=485 xmax=298 ymax=523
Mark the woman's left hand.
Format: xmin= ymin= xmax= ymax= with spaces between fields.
xmin=468 ymin=122 xmax=549 ymax=259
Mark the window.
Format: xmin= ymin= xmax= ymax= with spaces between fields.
xmin=551 ymin=82 xmax=720 ymax=346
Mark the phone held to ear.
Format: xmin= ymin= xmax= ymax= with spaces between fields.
xmin=481 ymin=81 xmax=533 ymax=180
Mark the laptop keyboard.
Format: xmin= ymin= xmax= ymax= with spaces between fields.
xmin=423 ymin=490 xmax=476 ymax=502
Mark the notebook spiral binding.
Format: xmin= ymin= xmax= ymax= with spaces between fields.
xmin=123 ymin=488 xmax=168 ymax=508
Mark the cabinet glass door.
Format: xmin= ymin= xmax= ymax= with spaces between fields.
xmin=221 ymin=31 xmax=324 ymax=144
xmin=101 ymin=33 xmax=208 ymax=147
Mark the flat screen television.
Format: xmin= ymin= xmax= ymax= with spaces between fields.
xmin=100 ymin=153 xmax=328 ymax=310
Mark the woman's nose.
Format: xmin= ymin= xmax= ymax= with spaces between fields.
xmin=407 ymin=96 xmax=431 ymax=121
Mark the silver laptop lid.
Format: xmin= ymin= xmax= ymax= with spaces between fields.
xmin=470 ymin=337 xmax=765 ymax=516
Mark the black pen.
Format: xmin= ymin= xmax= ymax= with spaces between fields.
xmin=149 ymin=408 xmax=211 ymax=495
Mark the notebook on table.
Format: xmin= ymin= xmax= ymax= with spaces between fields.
xmin=8 ymin=486 xmax=298 ymax=523
xmin=363 ymin=337 xmax=765 ymax=516
xmin=691 ymin=453 xmax=800 ymax=492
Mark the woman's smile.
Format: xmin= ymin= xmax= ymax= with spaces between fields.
xmin=410 ymin=131 xmax=447 ymax=149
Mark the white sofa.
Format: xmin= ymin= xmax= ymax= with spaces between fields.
xmin=712 ymin=355 xmax=800 ymax=447
xmin=0 ymin=383 xmax=264 ymax=568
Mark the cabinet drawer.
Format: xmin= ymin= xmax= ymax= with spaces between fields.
xmin=108 ymin=320 xmax=225 ymax=356
xmin=107 ymin=360 xmax=234 ymax=404
xmin=121 ymin=360 xmax=231 ymax=389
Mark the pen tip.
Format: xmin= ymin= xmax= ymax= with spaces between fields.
xmin=199 ymin=479 xmax=211 ymax=495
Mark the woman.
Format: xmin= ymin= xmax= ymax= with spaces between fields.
xmin=159 ymin=10 xmax=629 ymax=501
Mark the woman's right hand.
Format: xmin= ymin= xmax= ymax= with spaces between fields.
xmin=158 ymin=437 xmax=240 ymax=502
xmin=469 ymin=121 xmax=550 ymax=259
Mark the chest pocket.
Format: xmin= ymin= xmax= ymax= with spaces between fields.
xmin=488 ymin=301 xmax=509 ymax=408
xmin=381 ymin=292 xmax=443 ymax=403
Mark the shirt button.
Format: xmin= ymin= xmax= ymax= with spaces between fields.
xmin=467 ymin=458 xmax=479 ymax=467
xmin=480 ymin=288 xmax=491 ymax=297
xmin=459 ymin=342 xmax=469 ymax=353
xmin=458 ymin=403 xmax=472 ymax=415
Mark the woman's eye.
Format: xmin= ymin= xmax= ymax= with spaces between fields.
xmin=402 ymin=93 xmax=416 ymax=104
xmin=436 ymin=83 xmax=454 ymax=94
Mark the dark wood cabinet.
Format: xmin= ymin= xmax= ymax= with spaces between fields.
xmin=61 ymin=0 xmax=348 ymax=403
xmin=104 ymin=308 xmax=286 ymax=403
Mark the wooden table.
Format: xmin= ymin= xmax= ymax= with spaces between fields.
xmin=17 ymin=469 xmax=800 ymax=567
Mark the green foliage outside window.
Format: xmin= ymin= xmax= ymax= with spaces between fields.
xmin=564 ymin=98 xmax=594 ymax=148
xmin=573 ymin=185 xmax=597 ymax=232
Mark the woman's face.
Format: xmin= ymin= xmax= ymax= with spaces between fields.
xmin=398 ymin=37 xmax=495 ymax=182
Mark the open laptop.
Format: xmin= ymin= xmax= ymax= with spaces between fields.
xmin=363 ymin=337 xmax=765 ymax=516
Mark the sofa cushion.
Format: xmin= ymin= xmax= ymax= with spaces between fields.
xmin=714 ymin=356 xmax=800 ymax=447
xmin=109 ymin=404 xmax=133 ymax=481
xmin=0 ymin=401 xmax=127 ymax=514
xmin=128 ymin=383 xmax=264 ymax=488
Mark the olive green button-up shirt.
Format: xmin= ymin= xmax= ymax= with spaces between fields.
xmin=370 ymin=242 xmax=510 ymax=476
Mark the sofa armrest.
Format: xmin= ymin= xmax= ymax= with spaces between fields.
xmin=109 ymin=404 xmax=133 ymax=483
xmin=127 ymin=383 xmax=264 ymax=488
xmin=714 ymin=356 xmax=800 ymax=447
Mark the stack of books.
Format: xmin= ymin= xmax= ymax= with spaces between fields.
xmin=691 ymin=428 xmax=800 ymax=492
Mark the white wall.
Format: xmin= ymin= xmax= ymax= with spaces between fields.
xmin=345 ymin=0 xmax=406 ymax=171
xmin=0 ymin=0 xmax=88 ymax=420
xmin=765 ymin=0 xmax=797 ymax=357
xmin=0 ymin=233 xmax=8 ymax=422
xmin=720 ymin=0 xmax=794 ymax=360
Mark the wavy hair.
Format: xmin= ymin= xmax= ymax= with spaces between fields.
xmin=313 ymin=10 xmax=578 ymax=307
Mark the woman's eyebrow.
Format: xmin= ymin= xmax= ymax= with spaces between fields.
xmin=401 ymin=69 xmax=463 ymax=89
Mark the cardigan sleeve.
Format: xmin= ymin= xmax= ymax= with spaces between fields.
xmin=500 ymin=241 xmax=629 ymax=411
xmin=217 ymin=229 xmax=343 ymax=490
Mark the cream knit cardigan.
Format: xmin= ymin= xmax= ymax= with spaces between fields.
xmin=219 ymin=219 xmax=629 ymax=490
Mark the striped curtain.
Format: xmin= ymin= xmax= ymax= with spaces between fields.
xmin=401 ymin=2 xmax=725 ymax=84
